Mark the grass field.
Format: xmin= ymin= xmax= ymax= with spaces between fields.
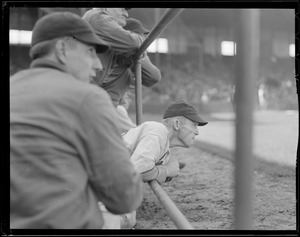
xmin=130 ymin=110 xmax=298 ymax=230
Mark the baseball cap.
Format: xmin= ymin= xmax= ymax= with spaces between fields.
xmin=163 ymin=101 xmax=208 ymax=126
xmin=123 ymin=18 xmax=150 ymax=34
xmin=31 ymin=12 xmax=110 ymax=54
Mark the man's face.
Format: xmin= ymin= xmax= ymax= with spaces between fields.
xmin=106 ymin=8 xmax=129 ymax=27
xmin=177 ymin=118 xmax=199 ymax=148
xmin=64 ymin=38 xmax=103 ymax=83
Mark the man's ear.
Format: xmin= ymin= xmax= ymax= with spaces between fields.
xmin=173 ymin=119 xmax=180 ymax=131
xmin=54 ymin=39 xmax=67 ymax=64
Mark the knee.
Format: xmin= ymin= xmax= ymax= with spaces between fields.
xmin=120 ymin=210 xmax=136 ymax=229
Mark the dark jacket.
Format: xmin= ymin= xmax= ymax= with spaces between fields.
xmin=82 ymin=9 xmax=161 ymax=106
xmin=10 ymin=59 xmax=143 ymax=228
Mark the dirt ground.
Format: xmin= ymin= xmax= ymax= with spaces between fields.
xmin=134 ymin=143 xmax=296 ymax=230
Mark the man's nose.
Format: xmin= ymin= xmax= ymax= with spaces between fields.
xmin=123 ymin=9 xmax=129 ymax=17
xmin=94 ymin=57 xmax=103 ymax=71
xmin=195 ymin=127 xmax=199 ymax=135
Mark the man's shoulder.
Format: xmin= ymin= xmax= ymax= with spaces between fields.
xmin=82 ymin=9 xmax=112 ymax=24
xmin=141 ymin=121 xmax=168 ymax=135
xmin=142 ymin=121 xmax=163 ymax=127
xmin=44 ymin=70 xmax=111 ymax=103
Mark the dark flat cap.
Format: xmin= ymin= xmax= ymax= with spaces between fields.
xmin=163 ymin=101 xmax=208 ymax=126
xmin=31 ymin=12 xmax=110 ymax=54
xmin=123 ymin=18 xmax=149 ymax=34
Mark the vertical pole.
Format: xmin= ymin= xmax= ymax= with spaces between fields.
xmin=79 ymin=8 xmax=87 ymax=16
xmin=135 ymin=57 xmax=143 ymax=125
xmin=198 ymin=44 xmax=204 ymax=73
xmin=154 ymin=8 xmax=161 ymax=66
xmin=234 ymin=9 xmax=260 ymax=229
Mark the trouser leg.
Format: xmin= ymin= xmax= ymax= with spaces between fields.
xmin=120 ymin=210 xmax=137 ymax=229
xmin=98 ymin=202 xmax=121 ymax=229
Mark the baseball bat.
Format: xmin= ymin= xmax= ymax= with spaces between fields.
xmin=148 ymin=180 xmax=194 ymax=229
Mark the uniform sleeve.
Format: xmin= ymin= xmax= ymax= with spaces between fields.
xmin=141 ymin=165 xmax=168 ymax=184
xmin=130 ymin=134 xmax=164 ymax=174
xmin=141 ymin=56 xmax=161 ymax=87
xmin=88 ymin=13 xmax=143 ymax=56
xmin=79 ymin=87 xmax=143 ymax=215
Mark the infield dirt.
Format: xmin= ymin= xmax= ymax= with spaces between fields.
xmin=133 ymin=111 xmax=297 ymax=230
xmin=134 ymin=144 xmax=296 ymax=230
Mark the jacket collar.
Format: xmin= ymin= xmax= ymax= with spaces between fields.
xmin=30 ymin=58 xmax=67 ymax=73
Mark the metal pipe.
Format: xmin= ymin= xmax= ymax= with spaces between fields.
xmin=132 ymin=8 xmax=192 ymax=229
xmin=134 ymin=8 xmax=183 ymax=125
xmin=154 ymin=8 xmax=161 ymax=66
xmin=133 ymin=8 xmax=184 ymax=61
xmin=148 ymin=180 xmax=194 ymax=229
xmin=135 ymin=57 xmax=143 ymax=125
xmin=234 ymin=9 xmax=260 ymax=230
xmin=133 ymin=8 xmax=184 ymax=124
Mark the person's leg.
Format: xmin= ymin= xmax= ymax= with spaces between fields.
xmin=120 ymin=210 xmax=136 ymax=229
xmin=98 ymin=202 xmax=121 ymax=229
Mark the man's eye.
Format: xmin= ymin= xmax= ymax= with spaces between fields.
xmin=88 ymin=48 xmax=97 ymax=55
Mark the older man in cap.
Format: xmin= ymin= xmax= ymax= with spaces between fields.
xmin=10 ymin=11 xmax=143 ymax=229
xmin=82 ymin=9 xmax=161 ymax=107
xmin=124 ymin=100 xmax=208 ymax=186
xmin=115 ymin=100 xmax=207 ymax=228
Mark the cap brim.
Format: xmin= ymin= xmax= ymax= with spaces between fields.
xmin=76 ymin=32 xmax=110 ymax=54
xmin=185 ymin=114 xmax=208 ymax=126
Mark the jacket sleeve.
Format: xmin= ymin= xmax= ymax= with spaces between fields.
xmin=141 ymin=165 xmax=168 ymax=184
xmin=129 ymin=134 xmax=166 ymax=176
xmin=141 ymin=55 xmax=161 ymax=87
xmin=86 ymin=12 xmax=143 ymax=56
xmin=80 ymin=86 xmax=143 ymax=215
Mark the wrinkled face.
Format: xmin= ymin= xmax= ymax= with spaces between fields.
xmin=64 ymin=38 xmax=103 ymax=83
xmin=106 ymin=8 xmax=129 ymax=27
xmin=177 ymin=118 xmax=199 ymax=148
